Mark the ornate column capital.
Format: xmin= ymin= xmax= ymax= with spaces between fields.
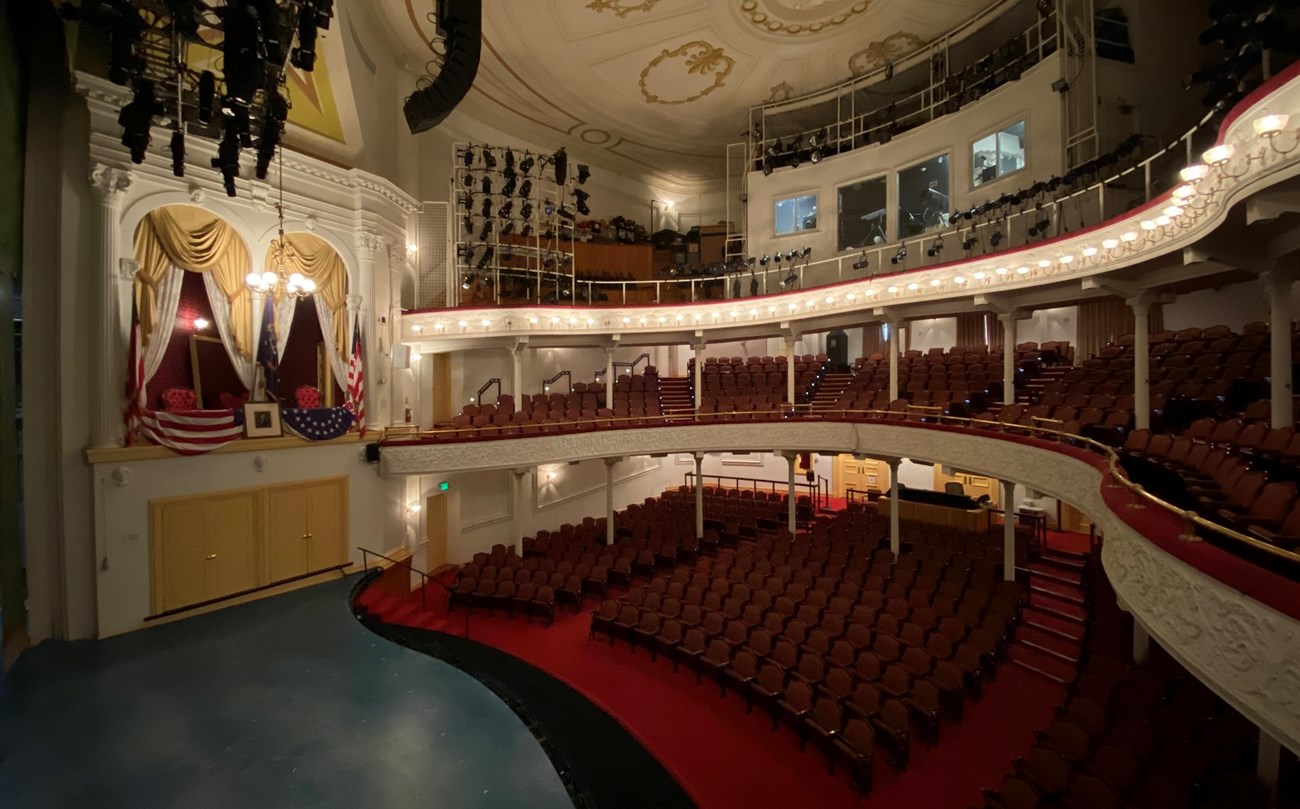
xmin=117 ymin=258 xmax=140 ymax=282
xmin=89 ymin=163 xmax=133 ymax=205
xmin=355 ymin=229 xmax=384 ymax=259
xmin=346 ymin=293 xmax=364 ymax=313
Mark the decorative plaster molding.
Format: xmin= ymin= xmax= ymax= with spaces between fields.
xmin=90 ymin=163 xmax=133 ymax=204
xmin=639 ymin=41 xmax=735 ymax=106
xmin=737 ymin=0 xmax=873 ymax=36
xmin=586 ymin=0 xmax=661 ymax=16
xmin=849 ymin=32 xmax=926 ymax=76
xmin=379 ymin=420 xmax=1300 ymax=750
xmin=355 ymin=229 xmax=385 ymax=258
xmin=117 ymin=258 xmax=140 ymax=282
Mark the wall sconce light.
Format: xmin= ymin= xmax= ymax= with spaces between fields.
xmin=193 ymin=317 xmax=209 ymax=331
xmin=407 ymin=502 xmax=422 ymax=515
xmin=544 ymin=470 xmax=558 ymax=482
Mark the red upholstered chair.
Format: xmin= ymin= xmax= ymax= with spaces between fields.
xmin=161 ymin=387 xmax=197 ymax=412
xmin=218 ymin=391 xmax=250 ymax=410
xmin=295 ymin=385 xmax=323 ymax=409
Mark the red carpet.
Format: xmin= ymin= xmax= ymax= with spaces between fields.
xmin=360 ymin=576 xmax=1067 ymax=809
xmin=1045 ymin=529 xmax=1091 ymax=555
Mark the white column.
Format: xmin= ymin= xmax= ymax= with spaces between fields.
xmin=1000 ymin=313 xmax=1017 ymax=406
xmin=355 ymin=231 xmax=384 ymax=431
xmin=511 ymin=468 xmax=530 ymax=557
xmin=1263 ymin=271 xmax=1295 ymax=429
xmin=887 ymin=458 xmax=901 ymax=554
xmin=888 ymin=321 xmax=900 ymax=402
xmin=604 ymin=457 xmax=617 ymax=545
xmin=1132 ymin=622 xmax=1150 ymax=664
xmin=90 ymin=163 xmax=133 ymax=447
xmin=694 ymin=453 xmax=705 ymax=538
xmin=605 ymin=346 xmax=615 ymax=410
xmin=511 ymin=341 xmax=525 ymax=401
xmin=1258 ymin=730 xmax=1282 ymax=804
xmin=1002 ymin=479 xmax=1017 ymax=581
xmin=785 ymin=336 xmax=797 ymax=405
xmin=787 ymin=452 xmax=798 ymax=532
xmin=693 ymin=341 xmax=704 ymax=414
xmin=1130 ymin=297 xmax=1151 ymax=430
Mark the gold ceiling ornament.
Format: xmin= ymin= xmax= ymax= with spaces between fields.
xmin=639 ymin=41 xmax=735 ymax=105
xmin=848 ymin=32 xmax=926 ymax=76
xmin=738 ymin=0 xmax=874 ymax=36
xmin=586 ymin=0 xmax=662 ymax=16
xmin=764 ymin=81 xmax=795 ymax=103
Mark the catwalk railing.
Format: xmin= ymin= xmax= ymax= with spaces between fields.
xmin=379 ymin=408 xmax=1300 ymax=582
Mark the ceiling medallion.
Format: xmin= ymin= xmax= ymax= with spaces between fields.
xmin=586 ymin=0 xmax=662 ymax=17
xmin=738 ymin=0 xmax=873 ymax=36
xmin=849 ymin=32 xmax=926 ymax=76
xmin=639 ymin=41 xmax=736 ymax=106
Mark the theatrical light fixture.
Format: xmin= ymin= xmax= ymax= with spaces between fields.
xmin=502 ymin=175 xmax=518 ymax=196
xmin=852 ymin=252 xmax=870 ymax=271
xmin=519 ymin=201 xmax=533 ymax=221
xmin=577 ymin=164 xmax=591 ymax=184
xmin=927 ymin=238 xmax=944 ymax=258
xmin=481 ymin=197 xmax=494 ymax=218
xmin=574 ymin=189 xmax=591 ymax=216
xmin=1028 ymin=217 xmax=1051 ymax=237
xmin=890 ymin=246 xmax=908 ymax=266
xmin=483 ymin=149 xmax=498 ymax=170
xmin=1102 ymin=238 xmax=1120 ymax=249
xmin=519 ymin=179 xmax=533 ymax=199
xmin=169 ymin=129 xmax=185 ymax=177
xmin=1203 ymin=144 xmax=1235 ymax=165
xmin=990 ymin=230 xmax=1004 ymax=247
xmin=1255 ymin=113 xmax=1290 ymax=137
xmin=498 ymin=200 xmax=514 ymax=219
xmin=475 ymin=246 xmax=495 ymax=271
xmin=461 ymin=273 xmax=474 ymax=289
xmin=519 ymin=154 xmax=535 ymax=175
xmin=118 ymin=80 xmax=163 ymax=164
xmin=779 ymin=272 xmax=799 ymax=289
xmin=193 ymin=317 xmax=209 ymax=331
xmin=462 ymin=147 xmax=475 ymax=167
xmin=1180 ymin=164 xmax=1210 ymax=182
xmin=759 ymin=255 xmax=770 ymax=267
xmin=481 ymin=175 xmax=493 ymax=195
xmin=478 ymin=218 xmax=493 ymax=241
xmin=552 ymin=147 xmax=568 ymax=184
xmin=962 ymin=235 xmax=979 ymax=252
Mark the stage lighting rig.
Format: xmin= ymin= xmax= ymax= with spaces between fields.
xmin=962 ymin=234 xmax=979 ymax=252
xmin=779 ymin=271 xmax=799 ymax=289
xmin=520 ymin=153 xmax=535 ymax=175
xmin=498 ymin=200 xmax=514 ymax=220
xmin=118 ymin=79 xmax=163 ymax=164
xmin=519 ymin=179 xmax=533 ymax=199
xmin=926 ymin=237 xmax=944 ymax=258
xmin=577 ymin=164 xmax=591 ymax=185
xmin=574 ymin=189 xmax=591 ymax=216
xmin=553 ymin=147 xmax=568 ymax=184
xmin=462 ymin=272 xmax=475 ymax=290
xmin=475 ymin=246 xmax=495 ymax=271
xmin=462 ymin=147 xmax=475 ymax=168
xmin=852 ymin=252 xmax=870 ymax=271
xmin=890 ymin=245 xmax=908 ymax=266
xmin=481 ymin=197 xmax=494 ymax=218
xmin=170 ymin=129 xmax=185 ymax=177
xmin=520 ymin=201 xmax=533 ymax=221
xmin=483 ymin=148 xmax=498 ymax=170
xmin=502 ymin=175 xmax=518 ymax=196
xmin=211 ymin=127 xmax=242 ymax=197
xmin=481 ymin=175 xmax=493 ymax=195
xmin=1028 ymin=215 xmax=1051 ymax=237
xmin=478 ymin=218 xmax=493 ymax=241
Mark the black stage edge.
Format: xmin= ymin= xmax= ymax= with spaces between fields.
xmin=349 ymin=573 xmax=696 ymax=809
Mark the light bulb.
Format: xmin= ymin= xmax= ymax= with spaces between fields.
xmin=288 ymin=272 xmax=305 ymax=285
xmin=1016 ymin=266 xmax=1030 ymax=275
xmin=246 ymin=272 xmax=262 ymax=286
xmin=995 ymin=267 xmax=1008 ymax=275
xmin=1140 ymin=220 xmax=1157 ymax=231
xmin=193 ymin=317 xmax=209 ymax=330
xmin=457 ymin=319 xmax=468 ymax=327
xmin=1059 ymin=255 xmax=1075 ymax=264
xmin=1179 ymin=164 xmax=1209 ymax=183
xmin=1202 ymin=144 xmax=1235 ymax=165
xmin=1254 ymin=113 xmax=1289 ymax=136
xmin=410 ymin=324 xmax=423 ymax=333
xmin=261 ymin=271 xmax=278 ymax=286
xmin=1155 ymin=215 xmax=1171 ymax=227
xmin=930 ymin=279 xmax=941 ymax=287
xmin=1102 ymin=238 xmax=1120 ymax=249
xmin=1173 ymin=184 xmax=1196 ymax=200
xmin=1120 ymin=231 xmax=1139 ymax=243
xmin=1081 ymin=246 xmax=1098 ymax=257
xmin=1163 ymin=206 xmax=1184 ymax=218
xmin=906 ymin=283 xmax=919 ymax=291
xmin=953 ymin=276 xmax=966 ymax=284
xmin=886 ymin=286 xmax=899 ymax=294
xmin=480 ymin=318 xmax=491 ymax=327
xmin=972 ymin=271 xmax=986 ymax=280
xmin=1038 ymin=259 xmax=1052 ymax=268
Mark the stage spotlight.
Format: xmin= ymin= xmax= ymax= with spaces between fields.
xmin=774 ymin=253 xmax=784 ymax=265
xmin=197 ymin=70 xmax=215 ymax=124
xmin=483 ymin=149 xmax=498 ymax=170
xmin=463 ymin=215 xmax=474 ymax=235
xmin=291 ymin=6 xmax=318 ymax=71
xmin=481 ymin=175 xmax=493 ymax=195
xmin=211 ymin=126 xmax=241 ymax=196
xmin=890 ymin=246 xmax=908 ymax=266
xmin=479 ymin=219 xmax=493 ymax=241
xmin=779 ymin=272 xmax=798 ymax=289
xmin=461 ymin=273 xmax=475 ymax=289
xmin=553 ymin=147 xmax=568 ymax=184
xmin=784 ymin=251 xmax=797 ymax=262
xmin=501 ymin=221 xmax=516 ymax=236
xmin=462 ymin=147 xmax=475 ymax=167
xmin=762 ymin=158 xmax=774 ymax=176
xmin=519 ymin=179 xmax=532 ymax=199
xmin=498 ymin=200 xmax=513 ymax=219
xmin=798 ymin=246 xmax=812 ymax=259
xmin=577 ymin=164 xmax=590 ymax=184
xmin=574 ymin=189 xmax=591 ymax=216
xmin=519 ymin=153 xmax=534 ymax=175
xmin=476 ymin=247 xmax=495 ymax=271
xmin=852 ymin=252 xmax=869 ymax=271
xmin=481 ymin=197 xmax=493 ymax=217
xmin=1028 ymin=217 xmax=1051 ymax=237
xmin=522 ymin=223 xmax=534 ymax=237
xmin=461 ymin=172 xmax=473 ymax=188
xmin=544 ymin=201 xmax=556 ymax=217
xmin=558 ymin=205 xmax=575 ymax=221
xmin=502 ymin=176 xmax=518 ymax=196
xmin=504 ymin=150 xmax=516 ymax=174
xmin=169 ymin=129 xmax=185 ymax=177
xmin=990 ymin=230 xmax=1004 ymax=247
xmin=520 ymin=201 xmax=533 ymax=221
xmin=926 ymin=238 xmax=944 ymax=258
xmin=962 ymin=235 xmax=979 ymax=251
xmin=759 ymin=255 xmax=769 ymax=267
xmin=118 ymin=79 xmax=163 ymax=164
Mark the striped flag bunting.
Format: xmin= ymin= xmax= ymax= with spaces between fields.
xmin=135 ymin=408 xmax=245 ymax=456
xmin=282 ymin=407 xmax=356 ymax=442
xmin=345 ymin=311 xmax=366 ymax=438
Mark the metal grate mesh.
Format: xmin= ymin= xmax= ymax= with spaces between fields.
xmin=1061 ymin=0 xmax=1099 ymax=168
xmin=416 ymin=201 xmax=449 ymax=309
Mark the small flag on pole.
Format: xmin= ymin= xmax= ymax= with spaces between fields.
xmin=256 ymin=295 xmax=280 ymax=402
xmin=345 ymin=312 xmax=366 ymax=438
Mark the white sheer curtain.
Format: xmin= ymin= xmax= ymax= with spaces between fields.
xmin=203 ymin=272 xmax=256 ymax=389
xmin=143 ymin=264 xmax=185 ymax=383
xmin=275 ymin=294 xmax=297 ymax=359
xmin=315 ymin=296 xmax=350 ymax=387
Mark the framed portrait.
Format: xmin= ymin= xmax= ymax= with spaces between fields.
xmin=243 ymin=402 xmax=283 ymax=439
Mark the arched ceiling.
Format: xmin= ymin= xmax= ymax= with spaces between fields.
xmin=366 ymin=0 xmax=1001 ymax=185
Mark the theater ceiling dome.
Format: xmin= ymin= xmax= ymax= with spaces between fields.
xmin=366 ymin=0 xmax=1000 ymax=184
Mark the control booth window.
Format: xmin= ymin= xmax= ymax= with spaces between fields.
xmin=775 ymin=193 xmax=818 ymax=236
xmin=972 ymin=121 xmax=1026 ymax=188
xmin=897 ymin=154 xmax=950 ymax=238
xmin=837 ymin=177 xmax=887 ymax=252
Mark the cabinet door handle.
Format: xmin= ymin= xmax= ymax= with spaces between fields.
xmin=205 ymin=554 xmax=218 ymax=561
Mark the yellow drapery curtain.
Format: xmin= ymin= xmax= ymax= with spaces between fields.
xmin=133 ymin=205 xmax=254 ymax=356
xmin=270 ymin=232 xmax=349 ymax=365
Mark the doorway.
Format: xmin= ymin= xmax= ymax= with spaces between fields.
xmin=425 ymin=493 xmax=449 ymax=573
xmin=832 ymin=455 xmax=890 ymax=499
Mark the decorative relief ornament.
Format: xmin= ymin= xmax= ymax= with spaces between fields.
xmin=764 ymin=81 xmax=795 ymax=103
xmin=586 ymin=0 xmax=661 ymax=17
xmin=738 ymin=0 xmax=873 ymax=36
xmin=849 ymin=32 xmax=926 ymax=76
xmin=640 ymin=41 xmax=735 ymax=105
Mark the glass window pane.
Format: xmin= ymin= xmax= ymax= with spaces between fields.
xmin=972 ymin=133 xmax=998 ymax=187
xmin=775 ymin=193 xmax=817 ymax=236
xmin=998 ymin=121 xmax=1026 ymax=176
xmin=837 ymin=177 xmax=888 ymax=251
xmin=897 ymin=154 xmax=950 ymax=238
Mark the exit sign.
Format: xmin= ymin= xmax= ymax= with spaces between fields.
xmin=439 ymin=481 xmax=451 ymax=492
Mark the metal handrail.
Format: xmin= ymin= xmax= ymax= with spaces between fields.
xmin=593 ymin=353 xmax=652 ymax=381
xmin=358 ymin=546 xmax=470 ymax=638
xmin=684 ymin=470 xmax=820 ymax=503
xmin=378 ymin=408 xmax=1300 ymax=573
xmin=541 ymin=370 xmax=572 ymax=395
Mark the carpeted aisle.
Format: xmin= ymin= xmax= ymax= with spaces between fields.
xmin=364 ymin=575 xmax=1068 ymax=809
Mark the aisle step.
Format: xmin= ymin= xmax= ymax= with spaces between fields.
xmin=1027 ymin=563 xmax=1082 ymax=588
xmin=1008 ymin=643 xmax=1076 ymax=684
xmin=1030 ymin=579 xmax=1086 ymax=605
xmin=1017 ymin=625 xmax=1081 ymax=662
xmin=1022 ymin=607 xmax=1085 ymax=641
xmin=1038 ymin=551 xmax=1088 ymax=573
xmin=1029 ymin=591 xmax=1088 ymax=622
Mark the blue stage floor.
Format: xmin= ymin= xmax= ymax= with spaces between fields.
xmin=0 ymin=576 xmax=574 ymax=809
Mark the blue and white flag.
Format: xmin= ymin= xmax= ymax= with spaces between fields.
xmin=282 ymin=407 xmax=356 ymax=441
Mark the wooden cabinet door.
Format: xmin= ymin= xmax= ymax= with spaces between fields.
xmin=155 ymin=500 xmax=210 ymax=613
xmin=266 ymin=487 xmax=310 ymax=583
xmin=205 ymin=493 xmax=261 ymax=601
xmin=305 ymin=478 xmax=347 ymax=573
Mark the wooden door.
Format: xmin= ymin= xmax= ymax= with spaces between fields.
xmin=154 ymin=499 xmax=210 ymax=613
xmin=266 ymin=486 xmax=310 ymax=583
xmin=206 ymin=492 xmax=261 ymax=600
xmin=305 ymin=477 xmax=348 ymax=574
xmin=425 ymin=493 xmax=448 ymax=572
xmin=431 ymin=354 xmax=453 ymax=424
xmin=833 ymin=455 xmax=889 ymax=498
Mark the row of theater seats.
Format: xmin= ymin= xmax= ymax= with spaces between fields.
xmin=440 ymin=372 xmax=667 ymax=435
xmin=980 ymin=553 xmax=1270 ymax=809
xmin=590 ymin=503 xmax=1026 ymax=796
xmin=689 ymin=354 xmax=831 ymax=409
xmin=834 ymin=350 xmax=1040 ymax=412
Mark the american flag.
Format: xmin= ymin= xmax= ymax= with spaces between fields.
xmin=283 ymin=407 xmax=356 ymax=441
xmin=256 ymin=295 xmax=280 ymax=402
xmin=345 ymin=312 xmax=366 ymax=438
xmin=124 ymin=299 xmax=243 ymax=455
